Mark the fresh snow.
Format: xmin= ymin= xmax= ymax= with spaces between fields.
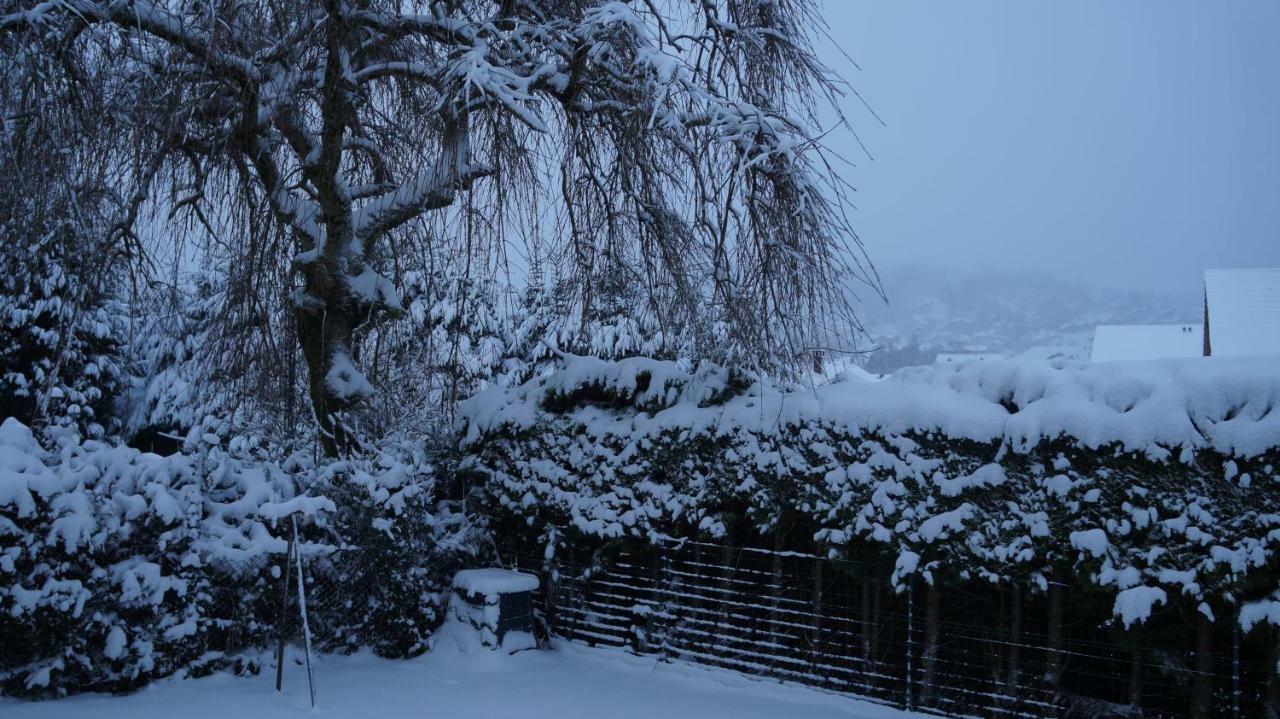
xmin=1069 ymin=528 xmax=1109 ymax=559
xmin=325 ymin=351 xmax=375 ymax=402
xmin=1204 ymin=268 xmax=1280 ymax=357
xmin=453 ymin=568 xmax=540 ymax=595
xmin=1090 ymin=324 xmax=1202 ymax=362
xmin=1113 ymin=586 xmax=1168 ymax=629
xmin=463 ymin=354 xmax=1280 ymax=458
xmin=0 ymin=641 xmax=925 ymax=719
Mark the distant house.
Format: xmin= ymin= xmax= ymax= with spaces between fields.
xmin=935 ymin=352 xmax=1008 ymax=364
xmin=1090 ymin=324 xmax=1202 ymax=362
xmin=1203 ymin=268 xmax=1280 ymax=357
xmin=1018 ymin=345 xmax=1087 ymax=362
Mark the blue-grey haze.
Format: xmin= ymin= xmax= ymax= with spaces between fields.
xmin=819 ymin=1 xmax=1280 ymax=296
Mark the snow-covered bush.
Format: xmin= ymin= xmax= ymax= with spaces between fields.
xmin=460 ymin=355 xmax=1280 ymax=634
xmin=0 ymin=419 xmax=481 ymax=698
xmin=0 ymin=210 xmax=123 ymax=439
xmin=292 ymin=442 xmax=486 ymax=658
xmin=122 ymin=273 xmax=244 ymax=442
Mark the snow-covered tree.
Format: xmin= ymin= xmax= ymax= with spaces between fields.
xmin=3 ymin=0 xmax=874 ymax=455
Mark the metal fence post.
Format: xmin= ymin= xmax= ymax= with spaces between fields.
xmin=1233 ymin=615 xmax=1242 ymax=718
xmin=291 ymin=515 xmax=316 ymax=708
xmin=905 ymin=577 xmax=915 ymax=712
xmin=274 ymin=525 xmax=294 ymax=693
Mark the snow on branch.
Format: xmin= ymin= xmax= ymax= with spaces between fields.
xmin=352 ymin=125 xmax=491 ymax=248
xmin=2 ymin=0 xmax=259 ymax=81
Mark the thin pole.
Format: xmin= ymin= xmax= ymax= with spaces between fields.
xmin=905 ymin=578 xmax=914 ymax=712
xmin=292 ymin=515 xmax=317 ymax=708
xmin=274 ymin=524 xmax=294 ymax=693
xmin=1233 ymin=618 xmax=1241 ymax=718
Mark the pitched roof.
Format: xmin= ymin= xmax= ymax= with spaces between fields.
xmin=935 ymin=352 xmax=1008 ymax=364
xmin=1204 ymin=268 xmax=1280 ymax=357
xmin=1090 ymin=324 xmax=1202 ymax=362
xmin=1019 ymin=345 xmax=1087 ymax=361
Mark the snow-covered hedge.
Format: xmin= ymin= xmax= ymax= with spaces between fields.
xmin=0 ymin=420 xmax=481 ymax=697
xmin=460 ymin=355 xmax=1280 ymax=632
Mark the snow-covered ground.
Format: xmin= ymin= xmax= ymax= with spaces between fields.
xmin=2 ymin=639 xmax=921 ymax=719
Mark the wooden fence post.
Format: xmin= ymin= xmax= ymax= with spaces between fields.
xmin=719 ymin=540 xmax=736 ymax=661
xmin=291 ymin=515 xmax=316 ymax=708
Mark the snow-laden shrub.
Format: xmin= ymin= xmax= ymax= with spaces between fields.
xmin=0 ymin=419 xmax=481 ymax=698
xmin=0 ymin=226 xmax=122 ymax=437
xmin=460 ymin=355 xmax=1280 ymax=634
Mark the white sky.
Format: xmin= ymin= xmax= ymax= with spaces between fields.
xmin=817 ymin=0 xmax=1280 ymax=294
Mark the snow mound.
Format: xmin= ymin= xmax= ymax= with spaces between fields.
xmin=453 ymin=568 xmax=540 ymax=595
xmin=464 ymin=354 xmax=1280 ymax=458
xmin=1114 ymin=586 xmax=1168 ymax=628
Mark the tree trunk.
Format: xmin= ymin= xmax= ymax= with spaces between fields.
xmin=297 ymin=299 xmax=360 ymax=457
xmin=295 ymin=250 xmax=381 ymax=457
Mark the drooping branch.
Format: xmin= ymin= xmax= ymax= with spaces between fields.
xmin=2 ymin=0 xmax=259 ymax=82
xmin=3 ymin=0 xmax=879 ymax=451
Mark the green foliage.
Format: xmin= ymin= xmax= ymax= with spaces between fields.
xmin=0 ymin=422 xmax=484 ymax=698
xmin=0 ymin=226 xmax=122 ymax=436
xmin=462 ymin=361 xmax=1280 ymax=635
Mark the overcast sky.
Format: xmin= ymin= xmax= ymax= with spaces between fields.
xmin=818 ymin=1 xmax=1280 ymax=295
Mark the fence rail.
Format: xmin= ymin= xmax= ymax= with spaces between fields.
xmin=508 ymin=540 xmax=1275 ymax=719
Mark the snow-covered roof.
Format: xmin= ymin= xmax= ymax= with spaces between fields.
xmin=1204 ymin=268 xmax=1280 ymax=357
xmin=935 ymin=353 xmax=1007 ymax=364
xmin=1019 ymin=345 xmax=1087 ymax=361
xmin=1090 ymin=324 xmax=1202 ymax=362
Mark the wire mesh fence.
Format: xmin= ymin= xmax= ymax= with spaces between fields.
xmin=204 ymin=514 xmax=447 ymax=706
xmin=216 ymin=517 xmax=1276 ymax=718
xmin=505 ymin=539 xmax=1277 ymax=719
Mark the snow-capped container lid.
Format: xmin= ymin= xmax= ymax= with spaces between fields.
xmin=452 ymin=568 xmax=540 ymax=596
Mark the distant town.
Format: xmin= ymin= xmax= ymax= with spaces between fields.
xmin=862 ymin=267 xmax=1278 ymax=373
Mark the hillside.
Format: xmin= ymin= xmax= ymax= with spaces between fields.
xmin=854 ymin=264 xmax=1199 ymax=371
